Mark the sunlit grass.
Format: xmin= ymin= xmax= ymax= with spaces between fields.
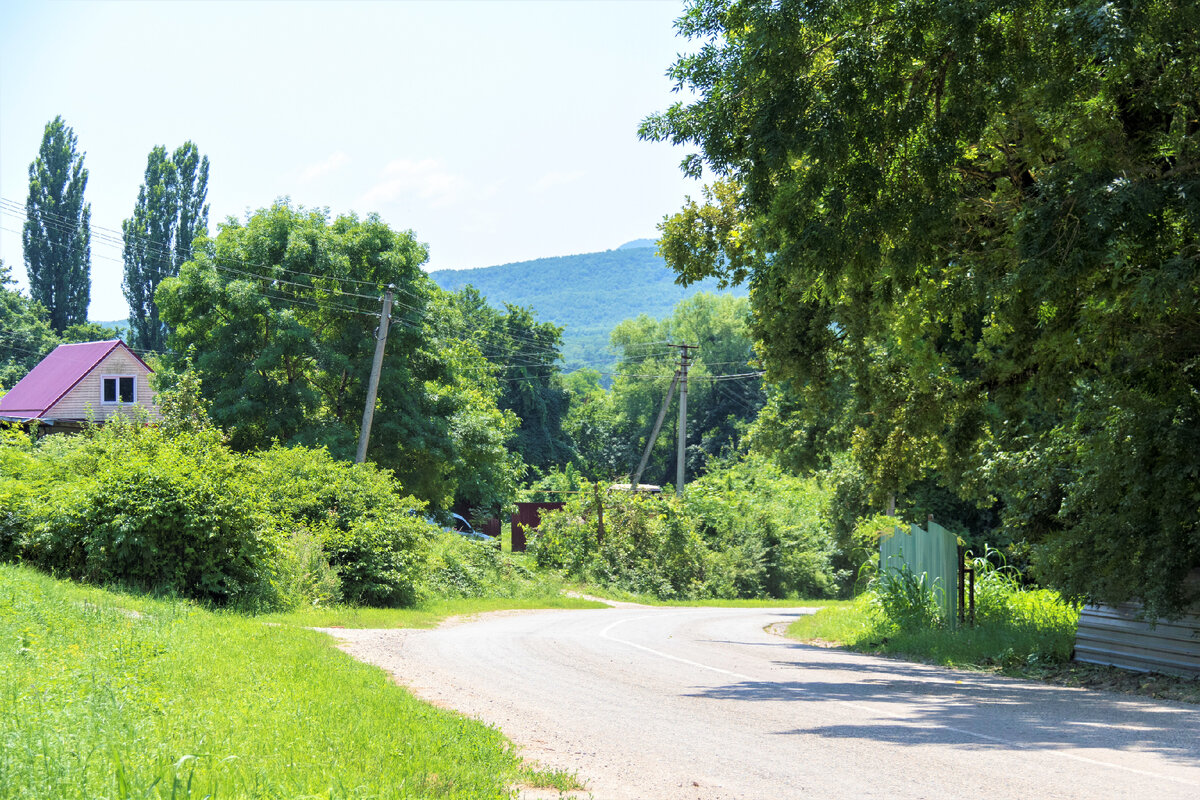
xmin=566 ymin=583 xmax=853 ymax=608
xmin=786 ymin=592 xmax=1079 ymax=670
xmin=260 ymin=595 xmax=607 ymax=629
xmin=0 ymin=564 xmax=534 ymax=798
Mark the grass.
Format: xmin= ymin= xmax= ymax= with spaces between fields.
xmin=786 ymin=593 xmax=1078 ymax=668
xmin=260 ymin=595 xmax=607 ymax=629
xmin=564 ymin=583 xmax=851 ymax=608
xmin=0 ymin=563 xmax=582 ymax=799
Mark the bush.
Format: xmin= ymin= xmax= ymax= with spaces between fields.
xmin=1 ymin=418 xmax=433 ymax=609
xmin=17 ymin=419 xmax=274 ymax=605
xmin=252 ymin=446 xmax=431 ymax=607
xmin=868 ymin=565 xmax=944 ymax=633
xmin=423 ymin=532 xmax=558 ymax=599
xmin=528 ymin=457 xmax=841 ymax=600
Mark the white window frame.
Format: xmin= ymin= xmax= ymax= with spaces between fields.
xmin=101 ymin=375 xmax=138 ymax=405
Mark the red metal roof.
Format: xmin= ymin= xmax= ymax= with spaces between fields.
xmin=0 ymin=340 xmax=150 ymax=419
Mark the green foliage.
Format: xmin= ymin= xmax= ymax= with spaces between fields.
xmin=869 ymin=565 xmax=944 ymax=634
xmin=445 ymin=287 xmax=573 ymax=475
xmin=428 ymin=244 xmax=747 ymax=373
xmin=12 ymin=416 xmax=272 ymax=605
xmin=122 ymin=141 xmax=210 ymax=352
xmin=684 ymin=456 xmax=839 ymax=598
xmin=791 ymin=575 xmax=1080 ymax=669
xmin=0 ymin=260 xmax=58 ymax=390
xmin=609 ymin=292 xmax=768 ymax=482
xmin=157 ymin=201 xmax=520 ymax=512
xmin=0 ymin=413 xmax=432 ymax=609
xmin=23 ymin=116 xmax=90 ymax=334
xmin=530 ymin=458 xmax=839 ymax=600
xmin=422 ymin=532 xmax=565 ymax=600
xmin=0 ymin=564 xmax=524 ymax=798
xmin=645 ymin=0 xmax=1200 ymax=616
xmin=562 ymin=367 xmax=626 ymax=480
xmin=251 ymin=445 xmax=431 ymax=607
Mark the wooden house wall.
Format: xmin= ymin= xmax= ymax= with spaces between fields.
xmin=47 ymin=349 xmax=159 ymax=421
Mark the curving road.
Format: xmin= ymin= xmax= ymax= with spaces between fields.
xmin=324 ymin=605 xmax=1200 ymax=799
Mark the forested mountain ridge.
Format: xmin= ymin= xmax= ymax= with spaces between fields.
xmin=428 ymin=243 xmax=747 ymax=371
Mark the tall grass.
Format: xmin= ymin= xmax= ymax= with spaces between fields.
xmin=0 ymin=564 xmax=526 ymax=799
xmin=787 ymin=553 xmax=1080 ymax=669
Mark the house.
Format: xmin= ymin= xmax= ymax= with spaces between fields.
xmin=0 ymin=339 xmax=159 ymax=431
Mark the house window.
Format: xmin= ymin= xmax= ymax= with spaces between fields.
xmin=102 ymin=376 xmax=136 ymax=404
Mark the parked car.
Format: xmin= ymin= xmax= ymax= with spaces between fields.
xmin=449 ymin=513 xmax=491 ymax=541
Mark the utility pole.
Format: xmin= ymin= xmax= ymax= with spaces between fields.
xmin=631 ymin=370 xmax=679 ymax=488
xmin=356 ymin=284 xmax=395 ymax=463
xmin=669 ymin=343 xmax=697 ymax=496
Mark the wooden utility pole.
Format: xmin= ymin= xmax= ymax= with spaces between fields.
xmin=356 ymin=284 xmax=395 ymax=463
xmin=669 ymin=343 xmax=697 ymax=496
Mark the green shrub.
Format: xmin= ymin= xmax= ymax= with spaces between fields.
xmin=18 ymin=420 xmax=274 ymax=605
xmin=529 ymin=458 xmax=840 ymax=600
xmin=252 ymin=446 xmax=431 ymax=607
xmin=423 ymin=532 xmax=558 ymax=599
xmin=1 ymin=419 xmax=433 ymax=609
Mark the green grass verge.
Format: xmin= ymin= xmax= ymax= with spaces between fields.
xmin=260 ymin=595 xmax=607 ymax=629
xmin=566 ymin=584 xmax=853 ymax=608
xmin=0 ymin=564 xmax=565 ymax=799
xmin=785 ymin=594 xmax=1077 ymax=669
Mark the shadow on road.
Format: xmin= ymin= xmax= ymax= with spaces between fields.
xmin=684 ymin=646 xmax=1200 ymax=766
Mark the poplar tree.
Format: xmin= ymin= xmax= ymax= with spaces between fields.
xmin=122 ymin=142 xmax=210 ymax=352
xmin=23 ymin=116 xmax=91 ymax=334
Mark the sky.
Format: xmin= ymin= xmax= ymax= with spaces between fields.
xmin=0 ymin=0 xmax=702 ymax=321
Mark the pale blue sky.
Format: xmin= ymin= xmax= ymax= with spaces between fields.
xmin=0 ymin=0 xmax=700 ymax=320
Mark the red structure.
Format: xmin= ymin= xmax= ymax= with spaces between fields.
xmin=511 ymin=501 xmax=565 ymax=552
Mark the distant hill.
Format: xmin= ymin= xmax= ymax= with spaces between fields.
xmin=428 ymin=246 xmax=747 ymax=372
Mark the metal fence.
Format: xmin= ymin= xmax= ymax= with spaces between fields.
xmin=1074 ymin=603 xmax=1200 ymax=678
xmin=879 ymin=521 xmax=959 ymax=628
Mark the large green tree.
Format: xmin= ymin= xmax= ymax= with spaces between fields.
xmin=23 ymin=116 xmax=91 ymax=333
xmin=446 ymin=287 xmax=573 ymax=474
xmin=157 ymin=202 xmax=518 ymax=511
xmin=0 ymin=260 xmax=58 ymax=390
xmin=122 ymin=142 xmax=210 ymax=352
xmin=643 ymin=0 xmax=1200 ymax=616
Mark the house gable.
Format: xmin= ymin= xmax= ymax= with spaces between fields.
xmin=48 ymin=346 xmax=159 ymax=421
xmin=0 ymin=340 xmax=159 ymax=422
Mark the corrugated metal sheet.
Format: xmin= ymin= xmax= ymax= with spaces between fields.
xmin=879 ymin=521 xmax=958 ymax=627
xmin=1074 ymin=603 xmax=1200 ymax=678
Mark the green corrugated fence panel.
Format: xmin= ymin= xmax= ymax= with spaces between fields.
xmin=879 ymin=521 xmax=958 ymax=628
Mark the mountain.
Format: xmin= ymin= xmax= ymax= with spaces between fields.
xmin=428 ymin=245 xmax=747 ymax=372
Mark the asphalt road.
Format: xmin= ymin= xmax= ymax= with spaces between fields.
xmin=325 ymin=605 xmax=1200 ymax=799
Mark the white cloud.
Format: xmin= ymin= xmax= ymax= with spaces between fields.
xmin=530 ymin=170 xmax=585 ymax=193
xmin=298 ymin=151 xmax=350 ymax=183
xmin=358 ymin=158 xmax=469 ymax=209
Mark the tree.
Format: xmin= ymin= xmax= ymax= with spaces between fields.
xmin=123 ymin=142 xmax=210 ymax=352
xmin=0 ymin=260 xmax=58 ymax=390
xmin=23 ymin=116 xmax=90 ymax=333
xmin=643 ymin=0 xmax=1200 ymax=616
xmin=446 ymin=287 xmax=574 ymax=474
xmin=156 ymin=202 xmax=519 ymax=512
xmin=607 ymin=293 xmax=764 ymax=486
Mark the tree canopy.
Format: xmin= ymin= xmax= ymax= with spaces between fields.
xmin=123 ymin=142 xmax=210 ymax=353
xmin=643 ymin=0 xmax=1200 ymax=616
xmin=157 ymin=202 xmax=519 ymax=512
xmin=23 ymin=116 xmax=91 ymax=333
